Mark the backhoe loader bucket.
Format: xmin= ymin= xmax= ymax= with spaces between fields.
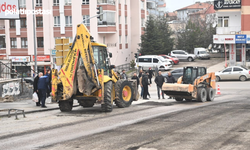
xmin=162 ymin=83 xmax=194 ymax=99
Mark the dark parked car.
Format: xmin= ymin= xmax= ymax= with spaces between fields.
xmin=162 ymin=68 xmax=183 ymax=81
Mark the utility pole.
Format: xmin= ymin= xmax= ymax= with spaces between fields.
xmin=32 ymin=0 xmax=37 ymax=76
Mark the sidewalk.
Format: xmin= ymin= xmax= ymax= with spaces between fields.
xmin=0 ymin=62 xmax=226 ymax=117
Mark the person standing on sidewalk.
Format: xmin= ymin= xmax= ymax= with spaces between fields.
xmin=45 ymin=69 xmax=51 ymax=98
xmin=142 ymin=71 xmax=150 ymax=100
xmin=148 ymin=68 xmax=154 ymax=84
xmin=154 ymin=71 xmax=165 ymax=99
xmin=131 ymin=72 xmax=139 ymax=90
xmin=139 ymin=71 xmax=144 ymax=99
xmin=166 ymin=72 xmax=175 ymax=99
xmin=121 ymin=69 xmax=128 ymax=79
xmin=33 ymin=72 xmax=43 ymax=106
xmin=37 ymin=75 xmax=49 ymax=108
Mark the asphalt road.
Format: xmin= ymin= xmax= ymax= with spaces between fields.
xmin=0 ymin=81 xmax=249 ymax=150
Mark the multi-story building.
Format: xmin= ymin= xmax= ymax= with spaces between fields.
xmin=146 ymin=0 xmax=166 ymax=17
xmin=0 ymin=0 xmax=147 ymax=77
xmin=213 ymin=0 xmax=250 ymax=67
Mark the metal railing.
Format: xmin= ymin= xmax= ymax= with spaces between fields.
xmin=97 ymin=0 xmax=115 ymax=5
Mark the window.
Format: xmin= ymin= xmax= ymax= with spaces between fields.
xmin=36 ymin=17 xmax=43 ymax=27
xmin=139 ymin=58 xmax=152 ymax=63
xmin=10 ymin=38 xmax=17 ymax=48
xmin=20 ymin=18 xmax=26 ymax=28
xmin=21 ymin=38 xmax=28 ymax=48
xmin=65 ymin=0 xmax=71 ymax=5
xmin=53 ymin=0 xmax=59 ymax=6
xmin=218 ymin=16 xmax=229 ymax=27
xmin=223 ymin=68 xmax=232 ymax=73
xmin=65 ymin=16 xmax=72 ymax=26
xmin=83 ymin=15 xmax=90 ymax=26
xmin=36 ymin=0 xmax=42 ymax=6
xmin=101 ymin=11 xmax=116 ymax=25
xmin=0 ymin=36 xmax=6 ymax=48
xmin=10 ymin=20 xmax=16 ymax=28
xmin=19 ymin=0 xmax=26 ymax=8
xmin=125 ymin=16 xmax=127 ymax=24
xmin=82 ymin=0 xmax=89 ymax=4
xmin=141 ymin=1 xmax=144 ymax=9
xmin=37 ymin=37 xmax=44 ymax=48
xmin=66 ymin=37 xmax=73 ymax=43
xmin=233 ymin=67 xmax=243 ymax=72
xmin=54 ymin=16 xmax=60 ymax=27
xmin=125 ymin=35 xmax=128 ymax=43
xmin=153 ymin=58 xmax=159 ymax=63
xmin=141 ymin=18 xmax=144 ymax=27
xmin=119 ymin=16 xmax=121 ymax=24
xmin=119 ymin=36 xmax=121 ymax=44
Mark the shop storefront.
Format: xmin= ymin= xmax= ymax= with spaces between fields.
xmin=213 ymin=34 xmax=250 ymax=67
xmin=9 ymin=56 xmax=31 ymax=77
xmin=31 ymin=55 xmax=51 ymax=75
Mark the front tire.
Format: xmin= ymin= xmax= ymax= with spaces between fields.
xmin=59 ymin=99 xmax=73 ymax=112
xmin=197 ymin=88 xmax=207 ymax=102
xmin=101 ymin=81 xmax=113 ymax=112
xmin=115 ymin=80 xmax=134 ymax=108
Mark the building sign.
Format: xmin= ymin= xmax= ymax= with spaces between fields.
xmin=213 ymin=35 xmax=235 ymax=44
xmin=247 ymin=35 xmax=250 ymax=44
xmin=9 ymin=56 xmax=30 ymax=62
xmin=214 ymin=0 xmax=241 ymax=10
xmin=32 ymin=56 xmax=50 ymax=61
xmin=0 ymin=0 xmax=20 ymax=19
xmin=51 ymin=50 xmax=56 ymax=55
xmin=235 ymin=35 xmax=246 ymax=44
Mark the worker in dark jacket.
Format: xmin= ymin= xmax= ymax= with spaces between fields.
xmin=154 ymin=71 xmax=165 ymax=99
xmin=37 ymin=75 xmax=49 ymax=108
xmin=166 ymin=72 xmax=176 ymax=99
xmin=33 ymin=72 xmax=43 ymax=106
xmin=45 ymin=69 xmax=51 ymax=98
xmin=142 ymin=72 xmax=150 ymax=100
xmin=131 ymin=72 xmax=139 ymax=89
xmin=148 ymin=68 xmax=154 ymax=84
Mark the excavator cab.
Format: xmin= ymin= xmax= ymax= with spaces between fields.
xmin=182 ymin=67 xmax=207 ymax=84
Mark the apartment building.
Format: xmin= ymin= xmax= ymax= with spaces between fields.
xmin=0 ymin=0 xmax=147 ymax=77
xmin=146 ymin=0 xmax=166 ymax=17
xmin=213 ymin=0 xmax=250 ymax=67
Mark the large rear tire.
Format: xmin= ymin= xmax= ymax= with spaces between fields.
xmin=197 ymin=88 xmax=207 ymax=102
xmin=206 ymin=88 xmax=215 ymax=101
xmin=115 ymin=80 xmax=134 ymax=108
xmin=101 ymin=81 xmax=113 ymax=112
xmin=59 ymin=99 xmax=73 ymax=112
xmin=79 ymin=100 xmax=95 ymax=107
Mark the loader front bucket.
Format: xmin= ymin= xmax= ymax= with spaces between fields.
xmin=161 ymin=83 xmax=195 ymax=99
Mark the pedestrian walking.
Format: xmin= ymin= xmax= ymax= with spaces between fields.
xmin=138 ymin=69 xmax=143 ymax=78
xmin=166 ymin=72 xmax=176 ymax=99
xmin=148 ymin=68 xmax=154 ymax=84
xmin=33 ymin=72 xmax=43 ymax=106
xmin=139 ymin=71 xmax=144 ymax=99
xmin=154 ymin=71 xmax=165 ymax=99
xmin=142 ymin=71 xmax=150 ymax=100
xmin=131 ymin=72 xmax=139 ymax=90
xmin=146 ymin=72 xmax=151 ymax=98
xmin=37 ymin=75 xmax=49 ymax=108
xmin=45 ymin=69 xmax=51 ymax=98
xmin=120 ymin=69 xmax=128 ymax=79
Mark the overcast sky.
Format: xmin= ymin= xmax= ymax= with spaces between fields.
xmin=165 ymin=0 xmax=211 ymax=12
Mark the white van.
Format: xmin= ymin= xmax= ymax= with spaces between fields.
xmin=194 ymin=47 xmax=210 ymax=59
xmin=135 ymin=55 xmax=172 ymax=71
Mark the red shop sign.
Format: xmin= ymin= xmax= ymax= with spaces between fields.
xmin=33 ymin=55 xmax=50 ymax=61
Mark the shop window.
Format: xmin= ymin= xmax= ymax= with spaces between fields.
xmin=21 ymin=38 xmax=28 ymax=48
xmin=10 ymin=38 xmax=17 ymax=48
xmin=20 ymin=18 xmax=27 ymax=28
xmin=37 ymin=37 xmax=44 ymax=48
xmin=36 ymin=17 xmax=43 ymax=27
xmin=10 ymin=20 xmax=16 ymax=28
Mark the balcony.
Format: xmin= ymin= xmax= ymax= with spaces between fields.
xmin=216 ymin=26 xmax=241 ymax=35
xmin=98 ymin=21 xmax=116 ymax=33
xmin=97 ymin=0 xmax=115 ymax=5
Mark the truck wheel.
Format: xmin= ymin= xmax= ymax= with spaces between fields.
xmin=59 ymin=99 xmax=73 ymax=112
xmin=188 ymin=57 xmax=193 ymax=62
xmin=197 ymin=88 xmax=207 ymax=102
xmin=101 ymin=81 xmax=113 ymax=112
xmin=79 ymin=100 xmax=95 ymax=107
xmin=175 ymin=98 xmax=183 ymax=102
xmin=115 ymin=80 xmax=134 ymax=108
xmin=206 ymin=88 xmax=215 ymax=101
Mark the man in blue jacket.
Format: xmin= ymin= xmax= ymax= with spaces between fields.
xmin=37 ymin=75 xmax=49 ymax=108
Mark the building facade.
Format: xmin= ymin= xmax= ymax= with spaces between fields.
xmin=213 ymin=0 xmax=250 ymax=67
xmin=0 ymin=0 xmax=147 ymax=77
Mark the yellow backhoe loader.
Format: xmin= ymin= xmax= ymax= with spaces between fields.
xmin=162 ymin=67 xmax=216 ymax=102
xmin=51 ymin=24 xmax=138 ymax=112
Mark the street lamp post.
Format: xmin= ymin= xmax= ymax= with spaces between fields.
xmin=32 ymin=0 xmax=37 ymax=76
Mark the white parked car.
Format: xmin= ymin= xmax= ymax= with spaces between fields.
xmin=135 ymin=55 xmax=172 ymax=71
xmin=215 ymin=66 xmax=250 ymax=82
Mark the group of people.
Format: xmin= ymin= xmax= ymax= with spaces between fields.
xmin=131 ymin=68 xmax=176 ymax=100
xmin=33 ymin=69 xmax=51 ymax=108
